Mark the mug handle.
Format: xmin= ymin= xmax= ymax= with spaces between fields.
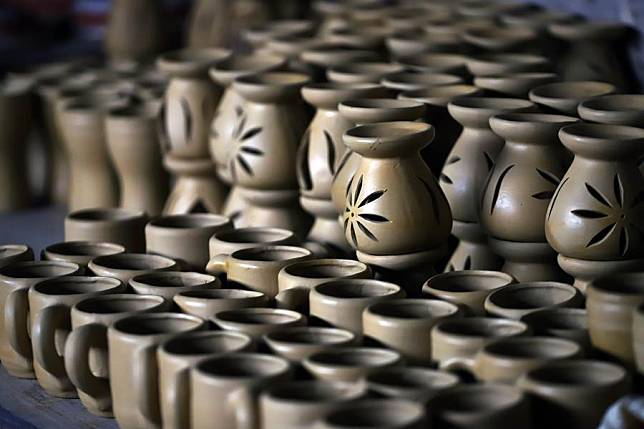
xmin=4 ymin=288 xmax=32 ymax=360
xmin=229 ymin=387 xmax=258 ymax=429
xmin=440 ymin=356 xmax=476 ymax=374
xmin=275 ymin=286 xmax=311 ymax=313
xmin=32 ymin=304 xmax=69 ymax=376
xmin=133 ymin=344 xmax=158 ymax=422
xmin=205 ymin=254 xmax=228 ymax=275
xmin=64 ymin=323 xmax=111 ymax=412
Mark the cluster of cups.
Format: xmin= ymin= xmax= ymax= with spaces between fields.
xmin=1 ymin=206 xmax=643 ymax=429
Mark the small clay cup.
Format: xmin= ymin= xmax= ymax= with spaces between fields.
xmin=42 ymin=241 xmax=125 ymax=268
xmin=365 ymin=367 xmax=459 ymax=404
xmin=260 ymin=380 xmax=366 ymax=429
xmin=578 ymin=94 xmax=644 ymax=126
xmin=207 ymin=227 xmax=299 ymax=267
xmin=173 ymin=289 xmax=267 ymax=319
xmin=327 ymin=62 xmax=404 ymax=84
xmin=157 ymin=331 xmax=254 ymax=429
xmin=520 ymin=308 xmax=590 ymax=352
xmin=474 ymin=72 xmax=558 ymax=97
xmin=0 ymin=244 xmax=33 ymax=268
xmin=303 ymin=347 xmax=403 ymax=383
xmin=309 ymin=279 xmax=405 ymax=335
xmin=634 ymin=303 xmax=644 ymax=374
xmin=466 ymin=53 xmax=550 ymax=77
xmin=65 ymin=208 xmax=147 ymax=253
xmin=587 ymin=272 xmax=644 ymax=362
xmin=276 ymin=258 xmax=372 ymax=312
xmin=528 ymin=81 xmax=616 ymax=115
xmin=381 ymin=72 xmax=464 ymax=92
xmin=397 ymin=53 xmax=469 ymax=76
xmin=212 ymin=308 xmax=306 ymax=341
xmin=88 ymin=253 xmax=177 ymax=283
xmin=422 ymin=270 xmax=515 ymax=316
xmin=316 ymin=399 xmax=428 ymax=429
xmin=264 ymin=327 xmax=356 ymax=363
xmin=129 ymin=271 xmax=219 ymax=301
xmin=145 ymin=214 xmax=233 ymax=271
xmin=363 ymin=299 xmax=461 ymax=365
xmin=431 ymin=317 xmax=530 ymax=368
xmin=484 ymin=282 xmax=583 ymax=320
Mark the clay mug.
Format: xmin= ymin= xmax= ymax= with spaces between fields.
xmin=206 ymin=245 xmax=312 ymax=298
xmin=484 ymin=282 xmax=583 ymax=320
xmin=63 ymin=294 xmax=169 ymax=416
xmin=431 ymin=317 xmax=530 ymax=368
xmin=157 ymin=331 xmax=254 ymax=429
xmin=0 ymin=260 xmax=80 ymax=378
xmin=0 ymin=244 xmax=33 ymax=268
xmin=190 ymin=353 xmax=292 ymax=429
xmin=422 ymin=270 xmax=515 ymax=316
xmin=443 ymin=336 xmax=581 ymax=384
xmin=428 ymin=384 xmax=532 ymax=429
xmin=145 ymin=214 xmax=233 ymax=270
xmin=276 ymin=258 xmax=372 ymax=312
xmin=518 ymin=359 xmax=630 ymax=429
xmin=108 ymin=312 xmax=207 ymax=429
xmin=212 ymin=308 xmax=306 ymax=341
xmin=587 ymin=272 xmax=644 ymax=362
xmin=365 ymin=366 xmax=459 ymax=404
xmin=88 ymin=253 xmax=178 ymax=283
xmin=129 ymin=271 xmax=219 ymax=301
xmin=260 ymin=380 xmax=366 ymax=429
xmin=65 ymin=208 xmax=148 ymax=253
xmin=634 ymin=303 xmax=644 ymax=373
xmin=309 ymin=279 xmax=405 ymax=335
xmin=29 ymin=276 xmax=125 ymax=397
xmin=173 ymin=289 xmax=267 ymax=320
xmin=315 ymin=399 xmax=428 ymax=429
xmin=303 ymin=347 xmax=403 ymax=383
xmin=520 ymin=308 xmax=591 ymax=352
xmin=42 ymin=241 xmax=125 ymax=268
xmin=264 ymin=327 xmax=356 ymax=363
xmin=363 ymin=299 xmax=461 ymax=365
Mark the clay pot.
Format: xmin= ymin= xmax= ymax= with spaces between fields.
xmin=587 ymin=272 xmax=644 ymax=363
xmin=397 ymin=53 xmax=470 ymax=77
xmin=303 ymin=347 xmax=402 ymax=383
xmin=327 ymin=62 xmax=404 ymax=84
xmin=230 ymin=72 xmax=312 ymax=235
xmin=529 ymin=81 xmax=616 ymax=116
xmin=191 ymin=353 xmax=292 ymax=429
xmin=174 ymin=289 xmax=267 ymax=319
xmin=0 ymin=77 xmax=32 ymax=211
xmin=157 ymin=331 xmax=254 ymax=429
xmin=386 ymin=33 xmax=463 ymax=59
xmin=264 ymin=35 xmax=321 ymax=74
xmin=422 ymin=270 xmax=515 ymax=316
xmin=484 ymin=282 xmax=583 ymax=320
xmin=244 ymin=20 xmax=315 ymax=49
xmin=0 ymin=244 xmax=34 ymax=268
xmin=423 ymin=19 xmax=491 ymax=46
xmin=557 ymin=254 xmax=644 ymax=294
xmin=213 ymin=308 xmax=306 ymax=341
xmin=264 ymin=327 xmax=356 ymax=363
xmin=105 ymin=102 xmax=168 ymax=216
xmin=462 ymin=26 xmax=538 ymax=53
xmin=28 ymin=276 xmax=125 ymax=397
xmin=299 ymin=82 xmax=386 ymax=254
xmin=428 ymin=384 xmax=531 ymax=429
xmin=42 ymin=241 xmax=125 ymax=268
xmin=545 ymin=124 xmax=644 ymax=261
xmin=88 ymin=253 xmax=177 ymax=283
xmin=145 ymin=214 xmax=233 ymax=270
xmin=431 ymin=317 xmax=529 ymax=368
xmin=474 ymin=72 xmax=558 ymax=97
xmin=518 ymin=360 xmax=630 ymax=429
xmin=310 ymin=279 xmax=404 ymax=335
xmin=108 ymin=312 xmax=207 ymax=429
xmin=316 ymin=399 xmax=427 ymax=429
xmin=381 ymin=72 xmax=464 ymax=93
xmin=324 ymin=27 xmax=391 ymax=52
xmin=130 ymin=271 xmax=219 ymax=301
xmin=276 ymin=258 xmax=371 ymax=312
xmin=65 ymin=208 xmax=147 ymax=253
xmin=363 ymin=299 xmax=461 ymax=365
xmin=300 ymin=43 xmax=377 ymax=81
xmin=260 ymin=380 xmax=366 ymax=429
xmin=520 ymin=308 xmax=591 ymax=352
xmin=0 ymin=261 xmax=81 ymax=378
xmin=634 ymin=303 xmax=644 ymax=373
xmin=365 ymin=367 xmax=459 ymax=404
xmin=466 ymin=53 xmax=551 ymax=77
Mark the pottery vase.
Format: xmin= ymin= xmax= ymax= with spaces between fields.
xmin=480 ymin=113 xmax=577 ymax=282
xmin=441 ymin=97 xmax=535 ymax=271
xmin=230 ymin=72 xmax=313 ymax=237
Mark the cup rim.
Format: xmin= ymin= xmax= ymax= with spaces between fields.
xmin=194 ymin=352 xmax=290 ymax=380
xmin=213 ymin=307 xmax=304 ymax=326
xmin=264 ymin=326 xmax=356 ymax=345
xmin=313 ymin=279 xmax=402 ymax=300
xmin=520 ymin=359 xmax=628 ymax=388
xmin=305 ymin=347 xmax=401 ymax=368
xmin=90 ymin=253 xmax=176 ymax=271
xmin=111 ymin=311 xmax=205 ymax=336
xmin=73 ymin=293 xmax=166 ymax=315
xmin=129 ymin=271 xmax=217 ymax=288
xmin=212 ymin=227 xmax=295 ymax=244
xmin=31 ymin=276 xmax=122 ymax=296
xmin=159 ymin=330 xmax=253 ymax=357
xmin=0 ymin=260 xmax=80 ymax=280
xmin=281 ymin=258 xmax=369 ymax=279
xmin=147 ymin=214 xmax=230 ymax=229
xmin=365 ymin=298 xmax=459 ymax=320
xmin=66 ymin=208 xmax=145 ymax=223
xmin=423 ymin=270 xmax=515 ymax=294
xmin=433 ymin=317 xmax=529 ymax=338
xmin=261 ymin=379 xmax=365 ymax=403
xmin=231 ymin=245 xmax=312 ymax=263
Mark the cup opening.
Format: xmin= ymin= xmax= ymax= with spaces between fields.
xmin=149 ymin=214 xmax=229 ymax=229
xmin=489 ymin=283 xmax=577 ymax=309
xmin=527 ymin=361 xmax=625 ymax=386
xmin=67 ymin=208 xmax=143 ymax=222
xmin=197 ymin=354 xmax=287 ymax=378
xmin=235 ymin=246 xmax=310 ymax=262
xmin=283 ymin=259 xmax=365 ymax=278
xmin=367 ymin=368 xmax=458 ymax=390
xmin=485 ymin=337 xmax=578 ymax=359
xmin=114 ymin=313 xmax=202 ymax=335
xmin=309 ymin=348 xmax=399 ymax=367
xmin=132 ymin=272 xmax=214 ymax=288
xmin=433 ymin=385 xmax=522 ymax=412
xmin=316 ymin=280 xmax=400 ymax=299
xmin=0 ymin=262 xmax=78 ymax=279
xmin=268 ymin=381 xmax=360 ymax=402
xmin=368 ymin=300 xmax=456 ymax=319
xmin=267 ymin=327 xmax=353 ymax=345
xmin=92 ymin=254 xmax=175 ymax=270
xmin=163 ymin=332 xmax=250 ymax=355
xmin=75 ymin=295 xmax=164 ymax=314
xmin=33 ymin=277 xmax=120 ymax=295
xmin=427 ymin=271 xmax=513 ymax=293
xmin=324 ymin=401 xmax=423 ymax=427
xmin=437 ymin=318 xmax=527 ymax=337
xmin=216 ymin=309 xmax=301 ymax=325
xmin=215 ymin=228 xmax=292 ymax=244
xmin=179 ymin=289 xmax=263 ymax=300
xmin=45 ymin=241 xmax=124 ymax=257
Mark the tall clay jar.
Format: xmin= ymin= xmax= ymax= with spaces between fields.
xmin=480 ymin=113 xmax=577 ymax=282
xmin=230 ymin=72 xmax=313 ymax=237
xmin=106 ymin=102 xmax=168 ymax=216
xmin=441 ymin=97 xmax=535 ymax=272
xmin=298 ymin=82 xmax=387 ymax=255
xmin=0 ymin=77 xmax=32 ymax=211
xmin=546 ymin=124 xmax=644 ymax=292
xmin=208 ymin=54 xmax=286 ymax=223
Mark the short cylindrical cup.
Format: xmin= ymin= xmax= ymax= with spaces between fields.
xmin=173 ymin=289 xmax=267 ymax=319
xmin=316 ymin=399 xmax=428 ymax=429
xmin=88 ymin=253 xmax=177 ymax=283
xmin=212 ymin=308 xmax=306 ymax=341
xmin=365 ymin=367 xmax=460 ymax=404
xmin=129 ymin=271 xmax=219 ymax=301
xmin=0 ymin=244 xmax=34 ymax=268
xmin=42 ymin=241 xmax=125 ymax=267
xmin=303 ymin=347 xmax=403 ymax=383
xmin=484 ymin=282 xmax=582 ymax=320
xmin=264 ymin=327 xmax=356 ymax=362
xmin=207 ymin=227 xmax=299 ymax=268
xmin=65 ymin=208 xmax=147 ymax=252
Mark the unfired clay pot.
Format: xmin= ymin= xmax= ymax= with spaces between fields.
xmin=65 ymin=208 xmax=147 ymax=253
xmin=88 ymin=253 xmax=177 ymax=283
xmin=263 ymin=327 xmax=356 ymax=363
xmin=129 ymin=271 xmax=219 ymax=301
xmin=365 ymin=366 xmax=459 ymax=404
xmin=42 ymin=241 xmax=125 ymax=268
xmin=381 ymin=72 xmax=464 ymax=93
xmin=474 ymin=72 xmax=558 ymax=98
xmin=397 ymin=53 xmax=469 ymax=77
xmin=484 ymin=282 xmax=583 ymax=320
xmin=466 ymin=53 xmax=550 ymax=77
xmin=528 ymin=81 xmax=616 ymax=116
xmin=327 ymin=62 xmax=404 ymax=84
xmin=520 ymin=308 xmax=590 ymax=353
xmin=316 ymin=399 xmax=427 ymax=429
xmin=212 ymin=308 xmax=306 ymax=341
xmin=303 ymin=347 xmax=403 ymax=383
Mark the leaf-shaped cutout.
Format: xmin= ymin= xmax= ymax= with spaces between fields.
xmin=532 ymin=191 xmax=554 ymax=200
xmin=419 ymin=176 xmax=440 ymax=222
xmin=237 ymin=155 xmax=253 ymax=176
xmin=613 ymin=174 xmax=624 ymax=207
xmin=346 ymin=175 xmax=354 ymax=198
xmin=359 ymin=213 xmax=389 ymax=223
xmin=571 ymin=209 xmax=607 ymax=219
xmin=233 ymin=115 xmax=247 ymax=139
xmin=353 ymin=176 xmax=363 ymax=206
xmin=240 ymin=146 xmax=264 ymax=156
xmin=343 ymin=216 xmax=349 ymax=232
xmin=548 ymin=177 xmax=569 ymax=220
xmin=324 ymin=131 xmax=336 ymax=174
xmin=241 ymin=127 xmax=262 ymax=141
xmin=585 ymin=183 xmax=611 ymax=208
xmin=536 ymin=168 xmax=561 ymax=186
xmin=334 ymin=151 xmax=353 ymax=181
xmin=350 ymin=223 xmax=358 ymax=247
xmin=630 ymin=190 xmax=644 ymax=208
xmin=157 ymin=101 xmax=171 ymax=152
xmin=446 ymin=156 xmax=461 ymax=165
xmin=483 ymin=151 xmax=494 ymax=171
xmin=440 ymin=174 xmax=453 ymax=184
xmin=180 ymin=97 xmax=192 ymax=145
xmin=586 ymin=223 xmax=616 ymax=248
xmin=358 ymin=190 xmax=386 ymax=208
xmin=298 ymin=133 xmax=312 ymax=191
xmin=463 ymin=255 xmax=471 ymax=271
xmin=619 ymin=226 xmax=629 ymax=257
xmin=230 ymin=211 xmax=242 ymax=223
xmin=490 ymin=165 xmax=515 ymax=215
xmin=356 ymin=221 xmax=378 ymax=241
xmin=235 ymin=106 xmax=243 ymax=117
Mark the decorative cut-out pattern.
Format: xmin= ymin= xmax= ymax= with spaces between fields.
xmin=532 ymin=168 xmax=561 ymax=200
xmin=297 ymin=130 xmax=312 ymax=191
xmin=439 ymin=155 xmax=460 ymax=185
xmin=180 ymin=97 xmax=192 ymax=145
xmin=228 ymin=107 xmax=264 ymax=181
xmin=489 ymin=164 xmax=515 ymax=215
xmin=324 ymin=131 xmax=336 ymax=175
xmin=343 ymin=175 xmax=389 ymax=247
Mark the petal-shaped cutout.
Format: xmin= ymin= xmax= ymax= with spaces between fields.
xmin=240 ymin=146 xmax=264 ymax=156
xmin=536 ymin=168 xmax=560 ymax=186
xmin=237 ymin=155 xmax=253 ymax=176
xmin=571 ymin=209 xmax=607 ymax=219
xmin=586 ymin=223 xmax=616 ymax=248
xmin=490 ymin=165 xmax=515 ymax=215
xmin=440 ymin=174 xmax=453 ymax=184
xmin=241 ymin=127 xmax=262 ymax=141
xmin=324 ymin=131 xmax=336 ymax=174
xmin=357 ymin=221 xmax=378 ymax=241
xmin=532 ymin=191 xmax=554 ymax=200
xmin=358 ymin=190 xmax=386 ymax=208
xmin=585 ymin=183 xmax=611 ymax=208
xmin=359 ymin=213 xmax=389 ymax=223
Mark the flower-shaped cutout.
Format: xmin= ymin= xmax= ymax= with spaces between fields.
xmin=343 ymin=174 xmax=390 ymax=247
xmin=229 ymin=106 xmax=263 ymax=181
